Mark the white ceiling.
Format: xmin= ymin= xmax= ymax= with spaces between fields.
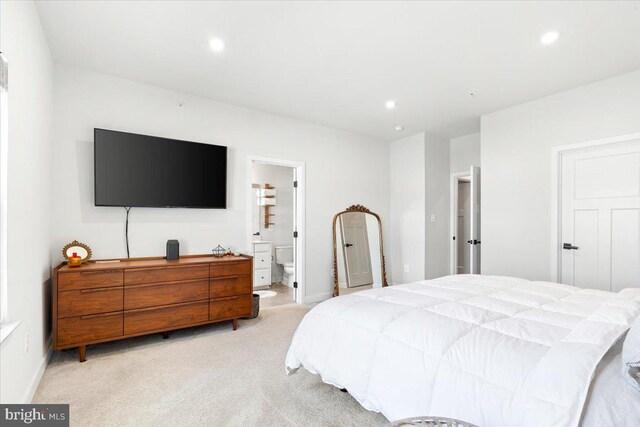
xmin=36 ymin=1 xmax=640 ymax=141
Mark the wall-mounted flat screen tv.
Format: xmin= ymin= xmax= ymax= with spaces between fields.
xmin=94 ymin=129 xmax=227 ymax=208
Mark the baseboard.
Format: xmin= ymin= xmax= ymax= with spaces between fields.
xmin=22 ymin=342 xmax=52 ymax=403
xmin=304 ymin=292 xmax=332 ymax=305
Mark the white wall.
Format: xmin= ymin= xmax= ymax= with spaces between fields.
xmin=0 ymin=0 xmax=54 ymax=403
xmin=389 ymin=131 xmax=452 ymax=282
xmin=389 ymin=133 xmax=425 ymax=284
xmin=51 ymin=65 xmax=390 ymax=303
xmin=450 ymin=132 xmax=480 ymax=173
xmin=481 ymin=70 xmax=640 ymax=280
xmin=251 ymin=163 xmax=294 ymax=284
xmin=425 ymin=133 xmax=450 ymax=279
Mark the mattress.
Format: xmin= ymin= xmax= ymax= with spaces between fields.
xmin=286 ymin=275 xmax=640 ymax=426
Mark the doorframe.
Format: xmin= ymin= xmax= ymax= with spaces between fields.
xmin=550 ymin=131 xmax=640 ymax=283
xmin=247 ymin=155 xmax=306 ymax=304
xmin=449 ymin=171 xmax=471 ymax=275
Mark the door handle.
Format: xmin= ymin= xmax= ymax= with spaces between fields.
xmin=563 ymin=243 xmax=579 ymax=250
xmin=344 ymin=243 xmax=353 ymax=248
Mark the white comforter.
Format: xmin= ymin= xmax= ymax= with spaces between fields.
xmin=285 ymin=275 xmax=640 ymax=426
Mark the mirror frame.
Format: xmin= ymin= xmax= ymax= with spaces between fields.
xmin=62 ymin=240 xmax=93 ymax=262
xmin=332 ymin=204 xmax=388 ymax=297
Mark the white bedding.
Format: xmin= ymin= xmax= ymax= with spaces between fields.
xmin=285 ymin=275 xmax=640 ymax=426
xmin=581 ymin=337 xmax=640 ymax=426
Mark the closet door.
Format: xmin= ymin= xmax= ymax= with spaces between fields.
xmin=469 ymin=166 xmax=481 ymax=274
xmin=560 ymin=139 xmax=640 ymax=291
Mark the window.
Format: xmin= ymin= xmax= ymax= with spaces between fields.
xmin=0 ymin=53 xmax=7 ymax=322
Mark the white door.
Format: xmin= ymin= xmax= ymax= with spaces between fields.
xmin=469 ymin=166 xmax=481 ymax=274
xmin=560 ymin=140 xmax=640 ymax=291
xmin=292 ymin=169 xmax=298 ymax=302
xmin=340 ymin=212 xmax=374 ymax=287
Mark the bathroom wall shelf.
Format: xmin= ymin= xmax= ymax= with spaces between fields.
xmin=261 ymin=184 xmax=276 ymax=229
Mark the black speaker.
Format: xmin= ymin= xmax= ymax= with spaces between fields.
xmin=166 ymin=239 xmax=179 ymax=260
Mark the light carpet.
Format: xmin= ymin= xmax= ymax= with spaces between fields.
xmin=33 ymin=304 xmax=388 ymax=427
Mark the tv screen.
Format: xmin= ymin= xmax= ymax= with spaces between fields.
xmin=94 ymin=129 xmax=227 ymax=208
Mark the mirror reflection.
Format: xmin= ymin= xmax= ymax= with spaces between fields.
xmin=66 ymin=246 xmax=89 ymax=260
xmin=333 ymin=205 xmax=387 ymax=296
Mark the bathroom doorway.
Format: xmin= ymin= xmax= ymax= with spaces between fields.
xmin=247 ymin=156 xmax=305 ymax=306
xmin=449 ymin=166 xmax=481 ymax=275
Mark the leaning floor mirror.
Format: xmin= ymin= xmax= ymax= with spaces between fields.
xmin=333 ymin=205 xmax=388 ymax=297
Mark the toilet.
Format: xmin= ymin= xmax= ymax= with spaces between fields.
xmin=275 ymin=245 xmax=294 ymax=287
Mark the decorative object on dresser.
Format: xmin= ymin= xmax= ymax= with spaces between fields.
xmin=52 ymin=254 xmax=253 ymax=362
xmin=166 ymin=239 xmax=179 ymax=260
xmin=251 ymin=241 xmax=272 ymax=288
xmin=212 ymin=245 xmax=226 ymax=258
xmin=62 ymin=240 xmax=92 ymax=264
xmin=67 ymin=252 xmax=82 ymax=268
xmin=332 ymin=204 xmax=388 ymax=297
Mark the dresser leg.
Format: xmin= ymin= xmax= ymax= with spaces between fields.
xmin=232 ymin=318 xmax=238 ymax=331
xmin=79 ymin=345 xmax=86 ymax=363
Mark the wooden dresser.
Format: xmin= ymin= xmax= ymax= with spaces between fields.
xmin=52 ymin=254 xmax=253 ymax=362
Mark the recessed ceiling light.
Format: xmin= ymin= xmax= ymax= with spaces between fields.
xmin=540 ymin=31 xmax=559 ymax=45
xmin=394 ymin=125 xmax=404 ymax=131
xmin=385 ymin=100 xmax=397 ymax=109
xmin=209 ymin=38 xmax=225 ymax=52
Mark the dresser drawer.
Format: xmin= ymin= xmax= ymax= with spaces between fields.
xmin=210 ymin=275 xmax=251 ymax=299
xmin=253 ymin=243 xmax=271 ymax=253
xmin=209 ymin=295 xmax=252 ymax=321
xmin=125 ymin=264 xmax=209 ymax=285
xmin=57 ymin=312 xmax=123 ymax=347
xmin=253 ymin=253 xmax=270 ymax=269
xmin=58 ymin=270 xmax=123 ymax=291
xmin=254 ymin=269 xmax=271 ymax=287
xmin=58 ymin=287 xmax=124 ymax=318
xmin=210 ymin=261 xmax=251 ymax=278
xmin=124 ymin=301 xmax=209 ymax=335
xmin=124 ymin=279 xmax=209 ymax=310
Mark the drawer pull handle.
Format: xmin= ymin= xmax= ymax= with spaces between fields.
xmin=127 ymin=279 xmax=207 ymax=289
xmin=126 ymin=300 xmax=208 ymax=313
xmin=212 ymin=296 xmax=239 ymax=302
xmin=80 ymin=288 xmax=118 ymax=294
xmin=81 ymin=270 xmax=119 ymax=275
xmin=80 ymin=312 xmax=122 ymax=320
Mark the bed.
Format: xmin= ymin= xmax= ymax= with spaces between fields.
xmin=285 ymin=275 xmax=640 ymax=426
